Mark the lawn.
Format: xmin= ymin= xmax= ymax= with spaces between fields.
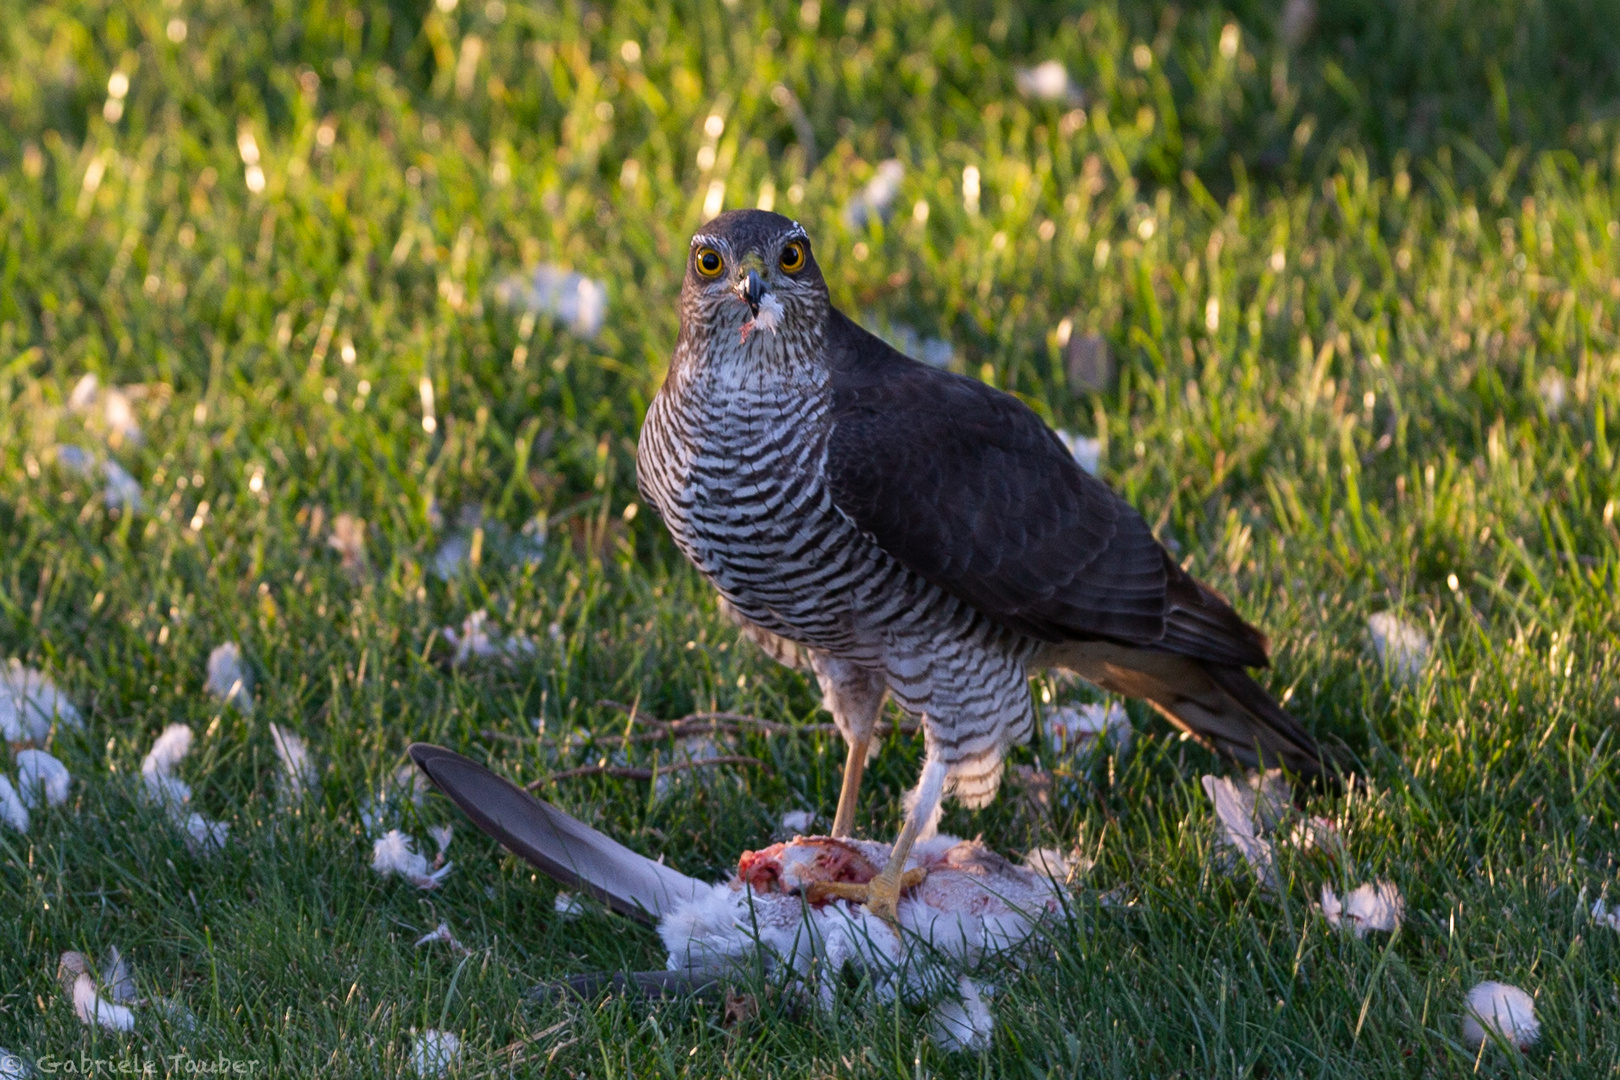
xmin=2 ymin=0 xmax=1619 ymax=1075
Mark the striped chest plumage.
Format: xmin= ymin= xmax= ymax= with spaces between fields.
xmin=638 ymin=357 xmax=867 ymax=652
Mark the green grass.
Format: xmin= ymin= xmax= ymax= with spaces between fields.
xmin=2 ymin=0 xmax=1619 ymax=1075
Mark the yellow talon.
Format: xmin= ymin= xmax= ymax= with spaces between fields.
xmin=803 ymin=867 xmax=927 ymax=926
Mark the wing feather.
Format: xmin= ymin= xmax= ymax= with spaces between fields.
xmin=822 ymin=312 xmax=1268 ymax=669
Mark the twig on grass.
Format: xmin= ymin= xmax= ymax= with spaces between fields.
xmin=596 ymin=699 xmax=920 ymax=738
xmin=526 ymin=754 xmax=771 ymax=788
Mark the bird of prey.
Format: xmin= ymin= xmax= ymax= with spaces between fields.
xmin=637 ymin=209 xmax=1324 ymax=923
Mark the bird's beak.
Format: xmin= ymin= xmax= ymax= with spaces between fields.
xmin=736 ymin=270 xmax=766 ymax=317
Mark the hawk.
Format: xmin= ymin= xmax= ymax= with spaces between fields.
xmin=637 ymin=210 xmax=1324 ymax=922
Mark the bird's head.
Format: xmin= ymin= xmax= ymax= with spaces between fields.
xmin=679 ymin=210 xmax=828 ymax=364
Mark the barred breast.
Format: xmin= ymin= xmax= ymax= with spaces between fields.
xmin=638 ymin=362 xmax=1036 ymax=806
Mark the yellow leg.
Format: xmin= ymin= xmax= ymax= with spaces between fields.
xmin=860 ymin=812 xmax=925 ymax=924
xmin=805 ymin=867 xmax=926 ymax=907
xmin=806 ymin=759 xmax=947 ymax=926
xmin=830 ymin=732 xmax=872 ymax=838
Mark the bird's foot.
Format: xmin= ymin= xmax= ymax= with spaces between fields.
xmin=803 ymin=867 xmax=927 ymax=926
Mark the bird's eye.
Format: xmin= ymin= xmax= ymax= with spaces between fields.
xmin=695 ymin=247 xmax=724 ymax=278
xmin=779 ymin=240 xmax=806 ymax=273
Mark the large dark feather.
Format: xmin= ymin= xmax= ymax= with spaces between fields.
xmin=823 ymin=312 xmax=1268 ymax=669
xmin=408 ymin=744 xmax=707 ymax=923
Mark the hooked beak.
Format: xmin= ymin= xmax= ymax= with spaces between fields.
xmin=736 ymin=270 xmax=766 ymax=316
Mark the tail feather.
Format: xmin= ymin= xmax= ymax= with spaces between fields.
xmin=1038 ymin=641 xmax=1327 ymax=777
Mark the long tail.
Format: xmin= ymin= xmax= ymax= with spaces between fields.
xmin=1042 ymin=642 xmax=1328 ymax=777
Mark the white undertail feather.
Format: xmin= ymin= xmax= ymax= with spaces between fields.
xmin=903 ymin=756 xmax=949 ymax=840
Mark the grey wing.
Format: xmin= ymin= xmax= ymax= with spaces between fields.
xmin=408 ymin=744 xmax=708 ymax=922
xmin=821 ymin=312 xmax=1269 ymax=669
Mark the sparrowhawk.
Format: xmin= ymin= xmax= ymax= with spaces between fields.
xmin=637 ymin=209 xmax=1324 ymax=922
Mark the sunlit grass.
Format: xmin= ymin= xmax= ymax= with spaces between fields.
xmin=2 ymin=0 xmax=1618 ymax=1075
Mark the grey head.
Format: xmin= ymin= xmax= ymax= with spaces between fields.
xmin=678 ymin=209 xmax=830 ymax=372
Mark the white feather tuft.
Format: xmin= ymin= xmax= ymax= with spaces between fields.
xmin=409 ymin=1030 xmax=462 ymax=1077
xmin=1320 ymin=880 xmax=1403 ymax=938
xmin=928 ymin=977 xmax=995 ymax=1053
xmin=139 ymin=724 xmax=229 ymax=854
xmin=0 ymin=776 xmax=29 ymax=833
xmin=205 ymin=643 xmax=255 ymax=713
xmin=0 ymin=660 xmax=81 ymax=743
xmin=14 ymin=749 xmax=71 ymax=809
xmin=141 ymin=724 xmax=195 ymax=806
xmin=269 ymin=723 xmax=317 ymax=800
xmin=1367 ymin=611 xmax=1430 ymax=683
xmin=372 ymin=830 xmax=453 ymax=889
xmin=1462 ymin=981 xmax=1539 ymax=1050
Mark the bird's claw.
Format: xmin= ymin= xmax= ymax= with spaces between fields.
xmin=803 ymin=867 xmax=927 ymax=927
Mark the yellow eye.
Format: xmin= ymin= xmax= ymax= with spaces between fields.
xmin=779 ymin=240 xmax=806 ymax=273
xmin=695 ymin=247 xmax=724 ymax=278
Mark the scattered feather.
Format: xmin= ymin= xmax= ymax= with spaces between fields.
xmin=1015 ymin=60 xmax=1084 ymax=105
xmin=14 ymin=749 xmax=71 ymax=808
xmin=653 ymin=734 xmax=733 ymax=799
xmin=1201 ymin=773 xmax=1290 ymax=889
xmin=1538 ymin=371 xmax=1568 ymax=413
xmin=414 ymin=922 xmax=470 ymax=954
xmin=1280 ymin=0 xmax=1316 ymax=48
xmin=372 ymin=830 xmax=454 ymax=889
xmin=1462 ymin=981 xmax=1539 ymax=1050
xmin=553 ymin=891 xmax=586 ymax=920
xmin=102 ymin=459 xmax=144 ymax=512
xmin=843 ymin=158 xmax=904 ymax=230
xmin=99 ymin=946 xmax=137 ymax=1004
xmin=1054 ymin=430 xmax=1101 ymax=474
xmin=1367 ymin=612 xmax=1430 ymax=683
xmin=1320 ymin=880 xmax=1403 ymax=937
xmin=359 ymin=765 xmax=430 ymax=834
xmin=1287 ymin=814 xmax=1347 ymax=860
xmin=1591 ymin=897 xmax=1620 ymax=932
xmin=442 ymin=611 xmax=537 ymax=666
xmin=141 ymin=724 xmax=196 ymax=806
xmin=269 ymin=723 xmax=317 ymax=800
xmin=58 ymin=952 xmax=136 ymax=1033
xmin=928 ymin=976 xmax=995 ymax=1053
xmin=327 ymin=513 xmax=368 ymax=574
xmin=140 ymin=724 xmax=229 ymax=854
xmin=54 ymin=445 xmax=144 ymax=511
xmin=431 ymin=533 xmax=469 ymax=580
xmin=1044 ymin=701 xmax=1130 ymax=756
xmin=205 ymin=643 xmax=255 ymax=714
xmin=68 ymin=374 xmax=144 ymax=447
xmin=779 ymin=809 xmax=817 ymax=835
xmin=0 ymin=776 xmax=29 ymax=833
xmin=1 ymin=660 xmax=82 ymax=742
xmin=178 ymin=811 xmax=230 ymax=856
xmin=495 ymin=264 xmax=607 ymax=339
xmin=410 ymin=1030 xmax=462 ymax=1078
